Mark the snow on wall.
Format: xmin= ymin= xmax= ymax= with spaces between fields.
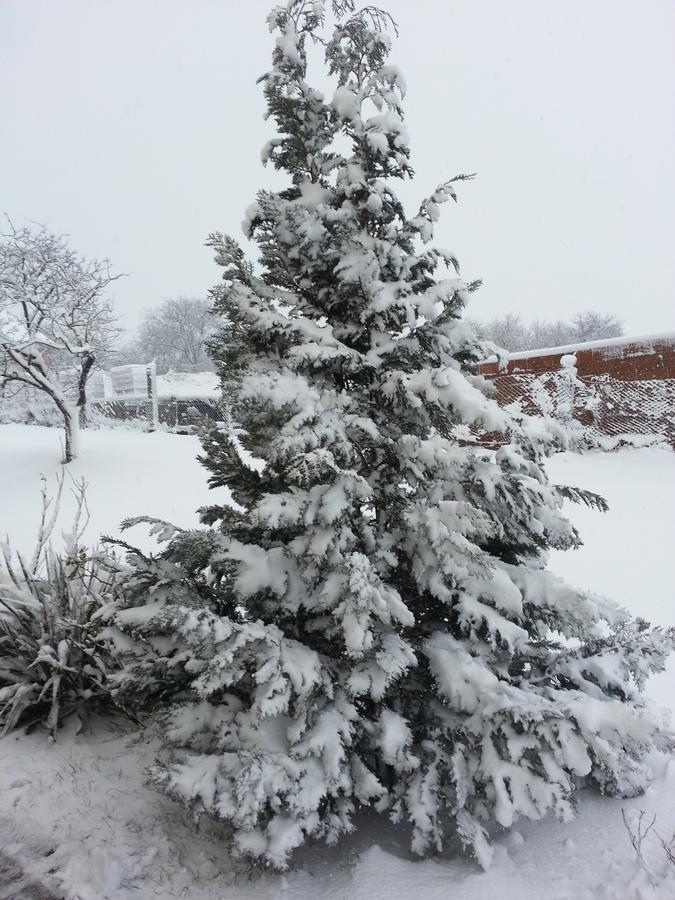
xmin=480 ymin=332 xmax=675 ymax=378
xmin=482 ymin=331 xmax=675 ymax=365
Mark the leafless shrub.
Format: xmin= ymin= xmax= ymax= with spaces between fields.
xmin=622 ymin=808 xmax=675 ymax=886
xmin=656 ymin=827 xmax=675 ymax=867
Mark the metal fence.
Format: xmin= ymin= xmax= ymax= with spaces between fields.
xmin=91 ymin=396 xmax=225 ymax=430
xmin=483 ymin=369 xmax=675 ymax=447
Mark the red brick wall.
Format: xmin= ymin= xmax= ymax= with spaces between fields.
xmin=479 ymin=334 xmax=675 ymax=381
xmin=477 ymin=333 xmax=675 ymax=446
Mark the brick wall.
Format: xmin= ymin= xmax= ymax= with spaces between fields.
xmin=477 ymin=333 xmax=675 ymax=446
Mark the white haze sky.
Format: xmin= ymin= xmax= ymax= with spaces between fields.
xmin=1 ymin=0 xmax=674 ymax=337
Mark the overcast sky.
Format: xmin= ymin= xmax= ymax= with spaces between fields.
xmin=1 ymin=0 xmax=674 ymax=337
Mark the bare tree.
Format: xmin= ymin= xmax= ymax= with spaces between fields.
xmin=476 ymin=313 xmax=531 ymax=352
xmin=571 ymin=310 xmax=624 ymax=343
xmin=529 ymin=318 xmax=575 ymax=349
xmin=0 ymin=221 xmax=121 ymax=461
xmin=476 ymin=310 xmax=624 ymax=353
xmin=130 ymin=297 xmax=215 ymax=370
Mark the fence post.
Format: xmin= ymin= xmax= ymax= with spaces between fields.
xmin=146 ymin=361 xmax=159 ymax=429
xmin=557 ymin=354 xmax=577 ymax=424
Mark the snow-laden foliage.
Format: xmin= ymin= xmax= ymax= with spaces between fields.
xmin=0 ymin=479 xmax=121 ymax=737
xmin=108 ymin=0 xmax=675 ymax=870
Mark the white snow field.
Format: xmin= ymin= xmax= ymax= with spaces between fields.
xmin=0 ymin=424 xmax=234 ymax=557
xmin=0 ymin=423 xmax=674 ymax=900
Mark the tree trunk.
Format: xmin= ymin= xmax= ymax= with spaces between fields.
xmin=62 ymin=403 xmax=80 ymax=463
xmin=4 ymin=346 xmax=81 ymax=462
xmin=77 ymin=352 xmax=95 ymax=427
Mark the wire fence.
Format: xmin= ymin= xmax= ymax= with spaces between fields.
xmin=90 ymin=396 xmax=225 ymax=430
xmin=485 ymin=370 xmax=675 ymax=447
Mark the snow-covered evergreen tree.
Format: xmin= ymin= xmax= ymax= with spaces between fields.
xmin=108 ymin=0 xmax=674 ymax=869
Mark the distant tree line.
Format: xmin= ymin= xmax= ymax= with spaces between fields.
xmin=470 ymin=310 xmax=624 ymax=353
xmin=118 ymin=304 xmax=623 ymax=366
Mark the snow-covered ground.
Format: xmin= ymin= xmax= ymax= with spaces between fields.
xmin=547 ymin=447 xmax=675 ymax=711
xmin=0 ymin=424 xmax=232 ymax=556
xmin=0 ymin=424 xmax=674 ymax=900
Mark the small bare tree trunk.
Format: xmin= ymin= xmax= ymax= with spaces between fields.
xmin=63 ymin=405 xmax=80 ymax=463
xmin=4 ymin=346 xmax=81 ymax=462
xmin=52 ymin=396 xmax=80 ymax=463
xmin=63 ymin=412 xmax=74 ymax=464
xmin=77 ymin=352 xmax=95 ymax=428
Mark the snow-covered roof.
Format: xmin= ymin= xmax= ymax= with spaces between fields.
xmin=156 ymin=371 xmax=220 ymax=399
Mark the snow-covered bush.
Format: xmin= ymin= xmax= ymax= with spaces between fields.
xmin=108 ymin=0 xmax=675 ymax=871
xmin=0 ymin=479 xmax=121 ymax=737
